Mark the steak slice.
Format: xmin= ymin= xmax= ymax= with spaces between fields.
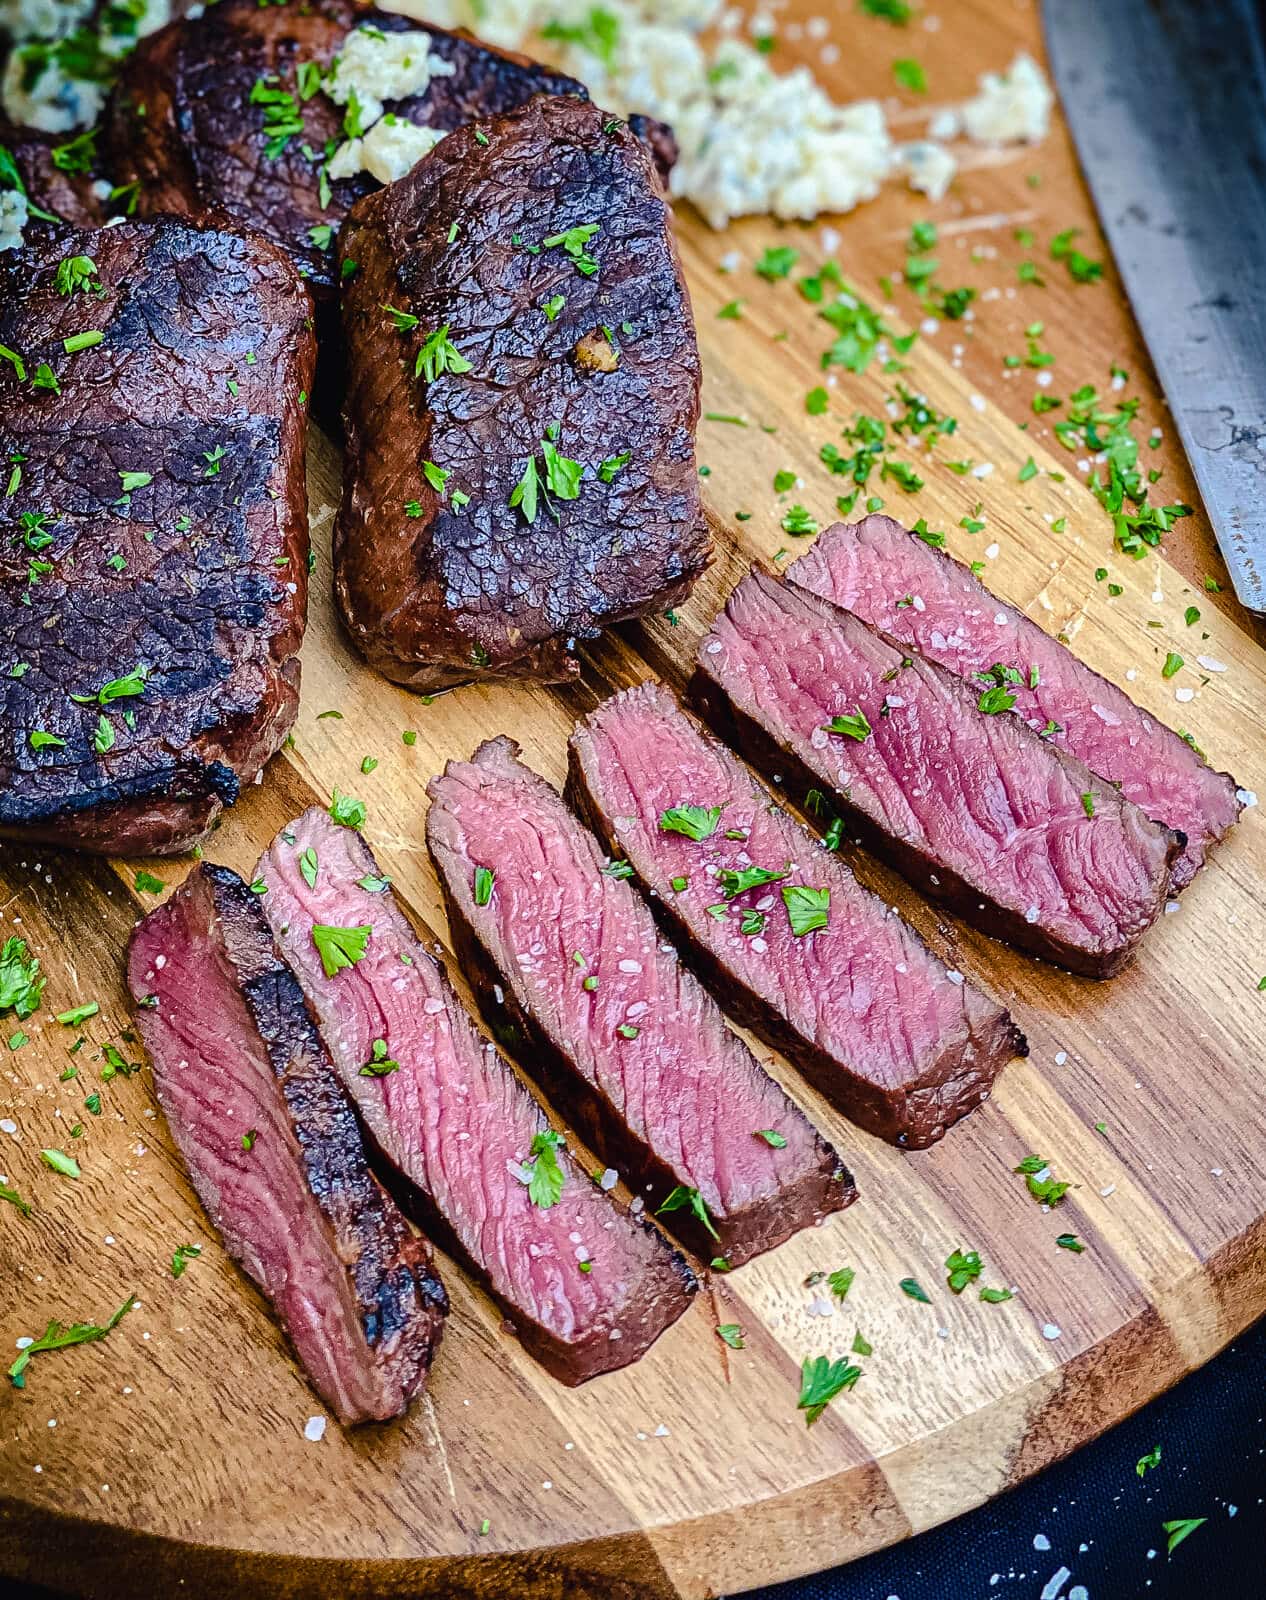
xmin=426 ymin=736 xmax=855 ymax=1267
xmin=0 ymin=217 xmax=316 ymax=855
xmin=693 ymin=568 xmax=1182 ymax=978
xmin=127 ymin=863 xmax=448 ymax=1425
xmin=790 ymin=516 xmax=1242 ymax=891
xmin=335 ymin=93 xmax=709 ymax=691
xmin=256 ymin=808 xmax=697 ymax=1385
xmin=104 ymin=1 xmax=598 ymax=298
xmin=568 ymin=683 xmax=1025 ymax=1149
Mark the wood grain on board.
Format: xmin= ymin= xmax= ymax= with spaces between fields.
xmin=3 ymin=2 xmax=1264 ymax=1596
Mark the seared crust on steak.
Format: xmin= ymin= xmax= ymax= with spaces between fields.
xmin=335 ymin=95 xmax=709 ymax=691
xmin=0 ymin=218 xmax=316 ymax=855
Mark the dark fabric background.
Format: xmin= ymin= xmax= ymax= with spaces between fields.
xmin=736 ymin=1315 xmax=1264 ymax=1600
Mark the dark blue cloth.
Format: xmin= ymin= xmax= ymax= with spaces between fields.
xmin=738 ymin=1316 xmax=1264 ymax=1599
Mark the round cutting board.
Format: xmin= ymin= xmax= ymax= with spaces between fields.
xmin=4 ymin=5 xmax=1265 ymax=1596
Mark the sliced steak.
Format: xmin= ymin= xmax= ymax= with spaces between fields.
xmin=790 ymin=516 xmax=1241 ymax=890
xmin=104 ymin=1 xmax=600 ymax=297
xmin=426 ymin=736 xmax=855 ymax=1267
xmin=0 ymin=217 xmax=316 ymax=855
xmin=568 ymin=682 xmax=1025 ymax=1148
xmin=127 ymin=863 xmax=447 ymax=1425
xmin=693 ymin=568 xmax=1182 ymax=978
xmin=336 ymin=93 xmax=708 ymax=691
xmin=256 ymin=808 xmax=697 ymax=1385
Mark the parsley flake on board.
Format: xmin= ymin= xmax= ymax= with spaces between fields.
xmin=521 ymin=1130 xmax=566 ymax=1209
xmin=0 ymin=937 xmax=44 ymax=1020
xmin=1 ymin=1181 xmax=32 ymax=1218
xmin=1136 ymin=1445 xmax=1162 ymax=1477
xmin=944 ymin=1248 xmax=983 ymax=1293
xmin=40 ymin=1149 xmax=80 ymax=1180
xmin=828 ymin=1267 xmax=855 ymax=1300
xmin=656 ymin=1185 xmax=719 ymax=1240
xmin=797 ymin=1355 xmax=862 ymax=1426
xmin=329 ymin=790 xmax=366 ymax=829
xmin=659 ymin=805 xmax=722 ymax=841
xmin=979 ymin=1285 xmax=1014 ymax=1304
xmin=716 ymin=1323 xmax=745 ymax=1349
xmin=311 ymin=923 xmax=371 ymax=978
xmin=1014 ymin=1154 xmax=1071 ymax=1206
xmin=55 ymin=1002 xmax=98 ymax=1027
xmin=171 ymin=1242 xmax=202 ymax=1278
xmin=8 ymin=1293 xmax=136 ymax=1390
xmin=134 ymin=871 xmax=165 ymax=895
xmin=755 ymin=246 xmax=799 ymax=281
xmin=899 ymin=1276 xmax=931 ymax=1303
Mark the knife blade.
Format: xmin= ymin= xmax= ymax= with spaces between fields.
xmin=1043 ymin=0 xmax=1266 ymax=613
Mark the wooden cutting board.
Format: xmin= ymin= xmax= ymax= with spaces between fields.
xmin=4 ymin=4 xmax=1265 ymax=1596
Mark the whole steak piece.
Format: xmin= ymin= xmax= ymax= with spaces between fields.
xmin=427 ymin=736 xmax=855 ymax=1267
xmin=104 ymin=0 xmax=591 ymax=297
xmin=569 ymin=683 xmax=1026 ymax=1149
xmin=336 ymin=94 xmax=709 ymax=690
xmin=790 ymin=516 xmax=1243 ymax=891
xmin=0 ymin=218 xmax=316 ymax=855
xmin=128 ymin=864 xmax=448 ymax=1425
xmin=693 ymin=568 xmax=1183 ymax=979
xmin=257 ymin=808 xmax=698 ymax=1385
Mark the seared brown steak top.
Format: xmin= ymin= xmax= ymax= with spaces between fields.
xmin=336 ymin=94 xmax=709 ymax=691
xmin=0 ymin=217 xmax=315 ymax=855
xmin=104 ymin=0 xmax=590 ymax=295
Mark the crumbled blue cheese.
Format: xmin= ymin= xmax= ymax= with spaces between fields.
xmin=896 ymin=140 xmax=958 ymax=203
xmin=324 ymin=26 xmax=455 ymax=182
xmin=951 ymin=53 xmax=1054 ymax=146
xmin=0 ymin=189 xmax=29 ymax=254
xmin=327 ymin=114 xmax=448 ymax=185
xmin=1 ymin=0 xmax=171 ymax=133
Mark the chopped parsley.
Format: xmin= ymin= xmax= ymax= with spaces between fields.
xmin=797 ymin=1354 xmax=861 ymax=1426
xmin=659 ymin=804 xmax=722 ymax=841
xmin=824 ymin=708 xmax=871 ymax=741
xmin=329 ymin=790 xmax=366 ymax=829
xmin=311 ymin=923 xmax=371 ymax=978
xmin=828 ymin=1267 xmax=855 ymax=1300
xmin=944 ymin=1248 xmax=983 ymax=1293
xmin=899 ymin=1276 xmax=931 ymax=1303
xmin=1162 ymin=1517 xmax=1205 ymax=1555
xmin=8 ymin=1293 xmax=135 ymax=1390
xmin=755 ymin=1129 xmax=788 ymax=1148
xmin=0 ymin=938 xmax=45 ymax=1021
xmin=522 ymin=1129 xmax=566 ymax=1208
xmin=755 ymin=246 xmax=799 ymax=281
xmin=893 ymin=57 xmax=926 ymax=92
xmin=250 ymin=76 xmax=304 ymax=160
xmin=0 ymin=1181 xmax=32 ymax=1218
xmin=1014 ymin=1153 xmax=1071 ymax=1206
xmin=656 ymin=1184 xmax=719 ymax=1240
xmin=473 ymin=865 xmax=494 ymax=906
xmin=171 ymin=1242 xmax=202 ymax=1278
xmin=1136 ymin=1445 xmax=1162 ymax=1477
xmin=359 ymin=1039 xmax=399 ymax=1078
xmin=716 ymin=1323 xmax=745 ymax=1350
xmin=55 ymin=255 xmax=100 ymax=297
xmin=542 ymin=222 xmax=600 ymax=276
xmin=40 ymin=1149 xmax=80 ymax=1180
xmin=510 ymin=434 xmax=584 ymax=524
xmin=782 ymin=885 xmax=830 ymax=937
xmin=414 ymin=324 xmax=472 ymax=384
xmin=134 ymin=871 xmax=165 ymax=895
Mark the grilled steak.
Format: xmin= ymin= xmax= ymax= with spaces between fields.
xmin=128 ymin=863 xmax=448 ymax=1425
xmin=568 ymin=683 xmax=1024 ymax=1149
xmin=104 ymin=1 xmax=604 ymax=298
xmin=0 ymin=119 xmax=104 ymax=230
xmin=426 ymin=736 xmax=855 ymax=1266
xmin=790 ymin=516 xmax=1242 ymax=891
xmin=336 ymin=93 xmax=708 ymax=691
xmin=256 ymin=808 xmax=697 ymax=1385
xmin=0 ymin=217 xmax=316 ymax=855
xmin=693 ymin=568 xmax=1182 ymax=978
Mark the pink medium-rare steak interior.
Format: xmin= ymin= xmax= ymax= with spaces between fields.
xmin=255 ymin=809 xmax=697 ymax=1384
xmin=789 ymin=516 xmax=1242 ymax=890
xmin=568 ymin=682 xmax=1024 ymax=1147
xmin=127 ymin=864 xmax=447 ymax=1424
xmin=695 ymin=567 xmax=1180 ymax=976
xmin=425 ymin=736 xmax=854 ymax=1266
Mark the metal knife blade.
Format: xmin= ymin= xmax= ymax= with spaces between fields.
xmin=1043 ymin=0 xmax=1266 ymax=613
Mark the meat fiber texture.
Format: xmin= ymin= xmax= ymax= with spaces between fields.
xmin=256 ymin=808 xmax=697 ymax=1385
xmin=694 ymin=568 xmax=1182 ymax=978
xmin=790 ymin=516 xmax=1242 ymax=891
xmin=128 ymin=864 xmax=448 ymax=1425
xmin=568 ymin=682 xmax=1024 ymax=1149
xmin=426 ymin=736 xmax=855 ymax=1267
xmin=0 ymin=218 xmax=316 ymax=855
xmin=335 ymin=93 xmax=710 ymax=691
xmin=105 ymin=0 xmax=600 ymax=296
